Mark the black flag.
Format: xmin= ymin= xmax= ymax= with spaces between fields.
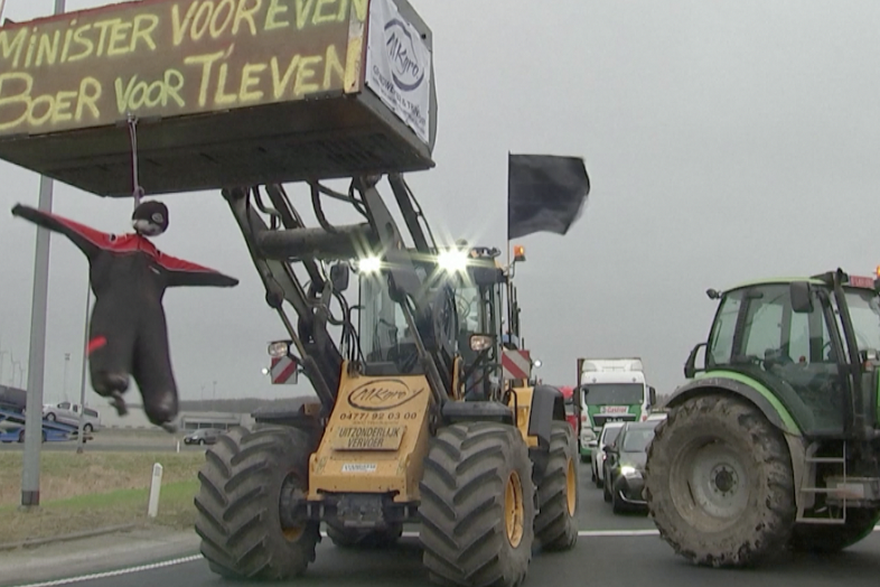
xmin=507 ymin=154 xmax=590 ymax=240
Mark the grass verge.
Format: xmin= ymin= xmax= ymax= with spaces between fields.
xmin=0 ymin=452 xmax=204 ymax=545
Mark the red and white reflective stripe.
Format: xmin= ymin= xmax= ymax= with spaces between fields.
xmin=849 ymin=275 xmax=875 ymax=288
xmin=270 ymin=356 xmax=297 ymax=384
xmin=502 ymin=349 xmax=531 ymax=380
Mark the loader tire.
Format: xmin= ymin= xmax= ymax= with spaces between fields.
xmin=419 ymin=421 xmax=535 ymax=587
xmin=326 ymin=523 xmax=403 ymax=548
xmin=790 ymin=508 xmax=880 ymax=553
xmin=644 ymin=393 xmax=795 ymax=568
xmin=534 ymin=422 xmax=578 ymax=551
xmin=194 ymin=425 xmax=320 ymax=580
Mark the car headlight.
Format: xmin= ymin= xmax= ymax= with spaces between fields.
xmin=620 ymin=465 xmax=640 ymax=477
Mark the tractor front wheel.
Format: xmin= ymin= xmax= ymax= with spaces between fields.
xmin=644 ymin=393 xmax=796 ymax=568
xmin=194 ymin=425 xmax=320 ymax=580
xmin=534 ymin=421 xmax=578 ymax=551
xmin=790 ymin=508 xmax=880 ymax=553
xmin=419 ymin=421 xmax=535 ymax=587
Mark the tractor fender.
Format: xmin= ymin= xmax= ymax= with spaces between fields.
xmin=527 ymin=384 xmax=567 ymax=450
xmin=666 ymin=377 xmax=801 ymax=436
xmin=666 ymin=377 xmax=809 ymax=514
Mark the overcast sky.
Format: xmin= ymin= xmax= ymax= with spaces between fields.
xmin=2 ymin=0 xmax=880 ymax=414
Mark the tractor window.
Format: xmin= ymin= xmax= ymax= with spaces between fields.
xmin=843 ymin=289 xmax=880 ymax=354
xmin=707 ymin=290 xmax=743 ymax=366
xmin=742 ymin=289 xmax=786 ymax=359
xmin=736 ymin=283 xmax=846 ymax=434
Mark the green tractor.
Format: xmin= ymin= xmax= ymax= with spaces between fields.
xmin=645 ymin=268 xmax=880 ymax=567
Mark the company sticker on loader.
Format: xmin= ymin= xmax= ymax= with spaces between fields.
xmin=332 ymin=424 xmax=404 ymax=451
xmin=341 ymin=463 xmax=377 ymax=473
xmin=345 ymin=378 xmax=426 ymax=412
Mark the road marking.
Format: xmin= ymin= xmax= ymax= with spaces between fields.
xmin=11 ymin=526 xmax=880 ymax=587
xmin=7 ymin=555 xmax=203 ymax=587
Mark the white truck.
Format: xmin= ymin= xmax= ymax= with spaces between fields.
xmin=576 ymin=357 xmax=656 ymax=461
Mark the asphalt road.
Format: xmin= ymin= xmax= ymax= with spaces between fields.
xmin=8 ymin=463 xmax=880 ymax=587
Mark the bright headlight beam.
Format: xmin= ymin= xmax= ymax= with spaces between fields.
xmin=438 ymin=249 xmax=468 ymax=272
xmin=358 ymin=256 xmax=381 ymax=273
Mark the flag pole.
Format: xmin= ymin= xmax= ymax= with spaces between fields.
xmin=505 ymin=152 xmax=514 ymax=345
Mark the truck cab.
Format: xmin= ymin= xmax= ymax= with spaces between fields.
xmin=576 ymin=357 xmax=656 ymax=460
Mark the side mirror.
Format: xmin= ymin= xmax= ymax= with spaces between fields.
xmin=330 ymin=263 xmax=350 ymax=292
xmin=684 ymin=342 xmax=707 ymax=379
xmin=648 ymin=386 xmax=657 ymax=406
xmin=790 ymin=281 xmax=813 ymax=313
xmin=587 ymin=440 xmax=598 ymax=449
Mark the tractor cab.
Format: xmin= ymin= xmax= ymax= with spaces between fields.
xmin=685 ymin=269 xmax=880 ymax=438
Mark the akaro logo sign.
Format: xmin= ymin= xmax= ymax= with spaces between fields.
xmin=383 ymin=19 xmax=426 ymax=92
xmin=365 ymin=0 xmax=431 ymax=145
xmin=346 ymin=378 xmax=425 ymax=411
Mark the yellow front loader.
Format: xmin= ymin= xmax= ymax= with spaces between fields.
xmin=193 ymin=178 xmax=579 ymax=587
xmin=0 ymin=1 xmax=578 ymax=585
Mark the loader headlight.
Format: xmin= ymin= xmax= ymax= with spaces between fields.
xmin=620 ymin=465 xmax=640 ymax=478
xmin=469 ymin=334 xmax=493 ymax=352
xmin=268 ymin=341 xmax=291 ymax=357
xmin=438 ymin=249 xmax=468 ymax=273
xmin=358 ymin=256 xmax=381 ymax=273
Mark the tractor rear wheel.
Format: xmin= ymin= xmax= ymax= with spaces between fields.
xmin=534 ymin=421 xmax=578 ymax=551
xmin=644 ymin=393 xmax=796 ymax=568
xmin=194 ymin=425 xmax=320 ymax=580
xmin=419 ymin=421 xmax=535 ymax=587
xmin=326 ymin=523 xmax=403 ymax=548
xmin=790 ymin=508 xmax=880 ymax=553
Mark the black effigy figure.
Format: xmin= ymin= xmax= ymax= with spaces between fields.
xmin=11 ymin=200 xmax=239 ymax=433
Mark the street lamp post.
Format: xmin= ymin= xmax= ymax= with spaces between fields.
xmin=77 ymin=282 xmax=91 ymax=455
xmin=19 ymin=0 xmax=69 ymax=511
xmin=63 ymin=353 xmax=70 ymax=402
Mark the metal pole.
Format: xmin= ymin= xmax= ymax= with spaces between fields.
xmin=20 ymin=176 xmax=53 ymax=509
xmin=63 ymin=353 xmax=70 ymax=403
xmin=77 ymin=283 xmax=91 ymax=455
xmin=21 ymin=0 xmax=67 ymax=512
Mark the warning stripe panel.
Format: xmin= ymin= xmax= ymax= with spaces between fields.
xmin=502 ymin=349 xmax=531 ymax=380
xmin=271 ymin=356 xmax=297 ymax=384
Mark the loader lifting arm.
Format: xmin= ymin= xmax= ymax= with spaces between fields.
xmin=221 ymin=175 xmax=455 ymax=416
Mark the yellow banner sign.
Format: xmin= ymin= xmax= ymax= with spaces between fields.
xmin=332 ymin=424 xmax=403 ymax=451
xmin=0 ymin=0 xmax=368 ymax=137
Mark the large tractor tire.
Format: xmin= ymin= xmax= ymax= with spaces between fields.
xmin=419 ymin=421 xmax=535 ymax=587
xmin=790 ymin=508 xmax=880 ymax=553
xmin=534 ymin=421 xmax=578 ymax=551
xmin=194 ymin=425 xmax=320 ymax=580
xmin=326 ymin=523 xmax=403 ymax=549
xmin=644 ymin=393 xmax=796 ymax=568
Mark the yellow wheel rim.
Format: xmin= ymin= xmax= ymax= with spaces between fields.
xmin=565 ymin=457 xmax=577 ymax=516
xmin=282 ymin=526 xmax=305 ymax=542
xmin=505 ymin=470 xmax=525 ymax=548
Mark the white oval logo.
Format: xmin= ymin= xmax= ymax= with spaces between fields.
xmin=384 ymin=19 xmax=425 ymax=92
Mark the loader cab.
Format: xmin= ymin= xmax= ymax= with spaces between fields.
xmin=685 ymin=272 xmax=880 ymax=437
xmin=455 ymin=254 xmax=507 ymax=400
xmin=356 ymin=254 xmax=447 ymax=375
